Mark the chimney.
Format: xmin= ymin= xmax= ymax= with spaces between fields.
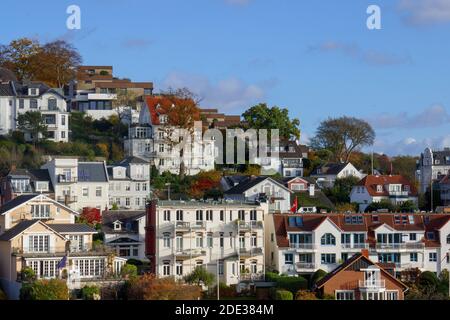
xmin=309 ymin=184 xmax=315 ymax=197
xmin=361 ymin=249 xmax=369 ymax=258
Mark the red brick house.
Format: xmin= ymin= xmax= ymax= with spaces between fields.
xmin=315 ymin=250 xmax=408 ymax=300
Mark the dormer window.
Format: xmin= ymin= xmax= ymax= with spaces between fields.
xmin=427 ymin=232 xmax=435 ymax=240
xmin=113 ymin=221 xmax=122 ymax=231
xmin=376 ymin=185 xmax=383 ymax=192
xmin=29 ymin=88 xmax=38 ymax=96
xmin=159 ymin=115 xmax=168 ymax=124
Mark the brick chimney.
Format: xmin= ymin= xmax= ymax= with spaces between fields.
xmin=361 ymin=249 xmax=369 ymax=258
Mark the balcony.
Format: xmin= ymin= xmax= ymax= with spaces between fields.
xmin=289 ymin=243 xmax=317 ymax=250
xmin=174 ymin=221 xmax=191 ymax=232
xmin=359 ymin=280 xmax=386 ymax=289
xmin=57 ymin=175 xmax=78 ymax=183
xmin=237 ymin=221 xmax=263 ymax=230
xmin=174 ymin=249 xmax=206 ymax=260
xmin=296 ymin=262 xmax=316 ymax=271
xmin=239 ymin=247 xmax=263 ymax=257
xmin=341 ymin=243 xmax=369 ymax=250
xmin=240 ymin=272 xmax=265 ymax=282
xmin=57 ymin=195 xmax=78 ymax=204
xmin=375 ymin=243 xmax=424 ymax=251
xmin=388 ymin=191 xmax=410 ymax=198
xmin=191 ymin=221 xmax=206 ymax=230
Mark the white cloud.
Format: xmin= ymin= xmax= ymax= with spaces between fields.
xmin=373 ymin=135 xmax=450 ymax=156
xmin=398 ymin=0 xmax=450 ymax=25
xmin=161 ymin=72 xmax=270 ymax=111
xmin=308 ymin=41 xmax=411 ymax=66
xmin=367 ymin=104 xmax=450 ymax=129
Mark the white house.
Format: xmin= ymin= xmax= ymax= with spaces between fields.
xmin=0 ymin=81 xmax=69 ymax=142
xmin=102 ymin=210 xmax=147 ymax=261
xmin=41 ymin=158 xmax=110 ymax=212
xmin=311 ymin=162 xmax=365 ymax=188
xmin=145 ymin=200 xmax=268 ymax=289
xmin=350 ymin=175 xmax=419 ymax=213
xmin=124 ymin=96 xmax=215 ymax=175
xmin=223 ymin=176 xmax=292 ymax=213
xmin=266 ymin=213 xmax=450 ymax=278
xmin=108 ymin=156 xmax=150 ymax=210
xmin=418 ymin=147 xmax=450 ymax=194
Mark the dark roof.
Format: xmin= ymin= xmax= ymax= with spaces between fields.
xmin=7 ymin=168 xmax=54 ymax=192
xmin=78 ymin=162 xmax=108 ymax=182
xmin=428 ymin=149 xmax=450 ymax=166
xmin=49 ymin=224 xmax=97 ymax=234
xmin=0 ymin=220 xmax=39 ymax=241
xmin=116 ymin=156 xmax=149 ymax=166
xmin=311 ymin=163 xmax=350 ymax=176
xmin=102 ymin=210 xmax=145 ymax=234
xmin=0 ymin=81 xmax=15 ymax=96
xmin=224 ymin=176 xmax=290 ymax=195
xmin=0 ymin=194 xmax=39 ymax=215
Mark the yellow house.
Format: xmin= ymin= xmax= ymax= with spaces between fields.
xmin=0 ymin=194 xmax=126 ymax=299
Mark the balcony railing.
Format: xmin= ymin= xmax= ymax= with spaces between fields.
xmin=388 ymin=191 xmax=410 ymax=198
xmin=376 ymin=243 xmax=424 ymax=250
xmin=57 ymin=175 xmax=78 ymax=183
xmin=57 ymin=195 xmax=78 ymax=203
xmin=341 ymin=243 xmax=369 ymax=249
xmin=359 ymin=280 xmax=386 ymax=288
xmin=289 ymin=243 xmax=317 ymax=250
xmin=239 ymin=247 xmax=263 ymax=256
xmin=174 ymin=249 xmax=206 ymax=258
xmin=296 ymin=262 xmax=316 ymax=270
xmin=240 ymin=273 xmax=264 ymax=282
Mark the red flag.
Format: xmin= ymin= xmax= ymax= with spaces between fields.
xmin=290 ymin=197 xmax=298 ymax=213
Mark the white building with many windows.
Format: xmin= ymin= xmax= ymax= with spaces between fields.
xmin=41 ymin=158 xmax=110 ymax=212
xmin=267 ymin=213 xmax=450 ymax=279
xmin=107 ymin=156 xmax=150 ymax=210
xmin=145 ymin=200 xmax=268 ymax=289
xmin=0 ymin=81 xmax=69 ymax=142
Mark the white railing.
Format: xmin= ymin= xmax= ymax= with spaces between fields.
xmin=341 ymin=243 xmax=369 ymax=249
xmin=296 ymin=262 xmax=316 ymax=270
xmin=289 ymin=243 xmax=316 ymax=250
xmin=359 ymin=280 xmax=385 ymax=288
xmin=376 ymin=243 xmax=424 ymax=250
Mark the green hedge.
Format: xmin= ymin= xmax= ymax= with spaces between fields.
xmin=275 ymin=290 xmax=293 ymax=300
xmin=266 ymin=273 xmax=308 ymax=294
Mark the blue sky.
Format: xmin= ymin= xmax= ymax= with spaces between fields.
xmin=1 ymin=0 xmax=450 ymax=156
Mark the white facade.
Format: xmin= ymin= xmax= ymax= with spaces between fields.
xmin=312 ymin=163 xmax=364 ymax=188
xmin=0 ymin=82 xmax=69 ymax=142
xmin=153 ymin=201 xmax=268 ymax=288
xmin=419 ymin=147 xmax=450 ymax=194
xmin=42 ymin=158 xmax=110 ymax=212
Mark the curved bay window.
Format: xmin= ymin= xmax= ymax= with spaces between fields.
xmin=321 ymin=233 xmax=336 ymax=246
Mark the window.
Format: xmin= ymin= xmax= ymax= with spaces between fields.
xmin=385 ymin=291 xmax=399 ymax=300
xmin=218 ymin=260 xmax=224 ymax=275
xmin=219 ymin=233 xmax=224 ymax=248
xmin=321 ymin=233 xmax=336 ymax=246
xmin=163 ymin=233 xmax=171 ymax=248
xmin=410 ymin=253 xmax=418 ymax=262
xmin=163 ymin=261 xmax=170 ymax=276
xmin=31 ymin=204 xmax=50 ymax=219
xmin=136 ymin=183 xmax=140 ymax=191
xmin=321 ymin=254 xmax=336 ymax=264
xmin=176 ymin=261 xmax=183 ymax=276
xmin=61 ymin=131 xmax=66 ymax=139
xmin=427 ymin=232 xmax=435 ymax=240
xmin=159 ymin=144 xmax=164 ymax=153
xmin=336 ymin=291 xmax=354 ymax=300
xmin=429 ymin=252 xmax=437 ymax=262
xmin=250 ymin=210 xmax=257 ymax=221
xmin=163 ymin=210 xmax=171 ymax=221
xmin=176 ymin=210 xmax=183 ymax=221
xmin=95 ymin=187 xmax=102 ymax=197
xmin=135 ymin=198 xmax=140 ymax=206
xmin=251 ymin=233 xmax=257 ymax=247
xmin=447 ymin=234 xmax=450 ymax=244
xmin=196 ymin=233 xmax=203 ymax=248
xmin=29 ymin=235 xmax=50 ymax=252
xmin=48 ymin=98 xmax=57 ymax=110
xmin=238 ymin=210 xmax=245 ymax=220
xmin=207 ymin=233 xmax=213 ymax=248
xmin=229 ymin=232 xmax=233 ymax=247
xmin=19 ymin=99 xmax=24 ymax=109
xmin=196 ymin=210 xmax=203 ymax=221
xmin=220 ymin=210 xmax=224 ymax=222
xmin=285 ymin=254 xmax=293 ymax=265
xmin=35 ymin=182 xmax=49 ymax=192
xmin=61 ymin=115 xmax=66 ymax=126
xmin=206 ymin=210 xmax=213 ymax=221
xmin=410 ymin=233 xmax=417 ymax=241
xmin=229 ymin=211 xmax=233 ymax=221
xmin=30 ymin=99 xmax=38 ymax=109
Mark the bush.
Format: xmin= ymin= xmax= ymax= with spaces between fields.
xmin=20 ymin=267 xmax=37 ymax=282
xmin=81 ymin=285 xmax=100 ymax=300
xmin=310 ymin=269 xmax=327 ymax=289
xmin=275 ymin=289 xmax=293 ymax=300
xmin=121 ymin=264 xmax=138 ymax=279
xmin=418 ymin=271 xmax=439 ymax=290
xmin=20 ymin=279 xmax=69 ymax=300
xmin=271 ymin=274 xmax=308 ymax=294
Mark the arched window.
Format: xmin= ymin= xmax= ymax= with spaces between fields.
xmin=447 ymin=234 xmax=450 ymax=244
xmin=321 ymin=233 xmax=336 ymax=246
xmin=48 ymin=98 xmax=57 ymax=110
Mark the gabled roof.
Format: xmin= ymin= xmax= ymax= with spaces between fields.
xmin=315 ymin=253 xmax=408 ymax=291
xmin=102 ymin=210 xmax=145 ymax=234
xmin=6 ymin=168 xmax=54 ymax=192
xmin=49 ymin=224 xmax=97 ymax=234
xmin=0 ymin=220 xmax=40 ymax=241
xmin=224 ymin=176 xmax=291 ymax=195
xmin=356 ymin=175 xmax=418 ymax=197
xmin=0 ymin=194 xmax=40 ymax=215
xmin=311 ymin=162 xmax=351 ymax=176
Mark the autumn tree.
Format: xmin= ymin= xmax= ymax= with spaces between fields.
xmin=188 ymin=170 xmax=222 ymax=199
xmin=311 ymin=116 xmax=375 ymax=163
xmin=112 ymin=89 xmax=138 ymax=123
xmin=16 ymin=111 xmax=48 ymax=145
xmin=0 ymin=38 xmax=40 ymax=81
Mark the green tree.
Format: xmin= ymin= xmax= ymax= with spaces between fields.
xmin=120 ymin=264 xmax=138 ymax=279
xmin=325 ymin=176 xmax=360 ymax=204
xmin=20 ymin=279 xmax=69 ymax=300
xmin=365 ymin=200 xmax=396 ymax=213
xmin=81 ymin=285 xmax=100 ymax=300
xmin=311 ymin=116 xmax=375 ymax=163
xmin=183 ymin=266 xmax=215 ymax=287
xmin=310 ymin=269 xmax=327 ymax=289
xmin=0 ymin=38 xmax=40 ymax=81
xmin=241 ymin=103 xmax=300 ymax=139
xmin=17 ymin=111 xmax=48 ymax=145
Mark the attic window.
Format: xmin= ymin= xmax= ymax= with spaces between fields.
xmin=344 ymin=215 xmax=363 ymax=225
xmin=424 ymin=216 xmax=430 ymax=224
xmin=394 ymin=215 xmax=401 ymax=224
xmin=114 ymin=222 xmax=122 ymax=231
xmin=427 ymin=232 xmax=435 ymax=240
xmin=372 ymin=215 xmax=379 ymax=222
xmin=408 ymin=215 xmax=414 ymax=224
xmin=376 ymin=185 xmax=383 ymax=192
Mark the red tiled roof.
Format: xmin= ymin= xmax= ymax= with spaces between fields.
xmin=357 ymin=175 xmax=418 ymax=197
